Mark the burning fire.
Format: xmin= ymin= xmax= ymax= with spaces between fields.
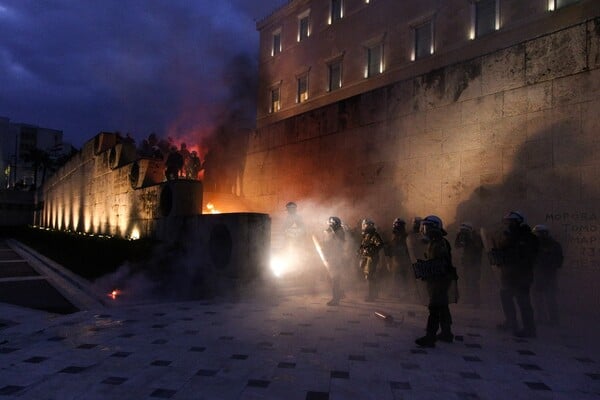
xmin=206 ymin=202 xmax=221 ymax=214
xmin=108 ymin=289 xmax=121 ymax=300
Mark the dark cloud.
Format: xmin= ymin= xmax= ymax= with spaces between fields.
xmin=0 ymin=0 xmax=286 ymax=146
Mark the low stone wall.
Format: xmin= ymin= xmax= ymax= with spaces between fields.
xmin=40 ymin=133 xmax=203 ymax=239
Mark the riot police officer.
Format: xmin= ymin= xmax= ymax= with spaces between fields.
xmin=358 ymin=219 xmax=384 ymax=302
xmin=414 ymin=215 xmax=458 ymax=348
xmin=454 ymin=222 xmax=483 ymax=306
xmin=490 ymin=211 xmax=538 ymax=338
xmin=531 ymin=224 xmax=563 ymax=326
xmin=323 ymin=216 xmax=346 ymax=306
xmin=385 ymin=218 xmax=412 ymax=298
xmin=283 ymin=202 xmax=305 ymax=247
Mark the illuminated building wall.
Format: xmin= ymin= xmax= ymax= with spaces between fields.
xmin=249 ymin=1 xmax=600 ymax=308
xmin=39 ymin=132 xmax=203 ymax=239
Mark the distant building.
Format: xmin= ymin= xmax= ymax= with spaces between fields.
xmin=0 ymin=116 xmax=73 ymax=190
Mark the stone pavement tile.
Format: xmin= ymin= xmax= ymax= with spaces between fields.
xmin=331 ymin=378 xmax=394 ymax=400
xmin=1 ymin=295 xmax=599 ymax=399
xmin=15 ymin=372 xmax=102 ymax=400
xmin=238 ymin=382 xmax=308 ymax=400
xmin=172 ymin=377 xmax=245 ymax=400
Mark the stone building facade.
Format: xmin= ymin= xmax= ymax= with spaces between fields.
xmin=247 ymin=0 xmax=600 ymax=310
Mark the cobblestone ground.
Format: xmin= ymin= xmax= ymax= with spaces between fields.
xmin=0 ymin=240 xmax=599 ymax=400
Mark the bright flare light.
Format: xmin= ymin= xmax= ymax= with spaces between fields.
xmin=108 ymin=289 xmax=121 ymax=300
xmin=270 ymin=254 xmax=287 ymax=278
xmin=269 ymin=248 xmax=301 ymax=278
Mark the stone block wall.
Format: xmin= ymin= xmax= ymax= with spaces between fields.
xmin=40 ymin=133 xmax=203 ymax=239
xmin=244 ymin=18 xmax=600 ymax=312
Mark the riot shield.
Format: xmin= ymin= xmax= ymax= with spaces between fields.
xmin=405 ymin=232 xmax=429 ymax=305
xmin=480 ymin=227 xmax=501 ymax=284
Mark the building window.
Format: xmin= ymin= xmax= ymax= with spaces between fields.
xmin=413 ymin=21 xmax=433 ymax=60
xmin=471 ymin=0 xmax=498 ymax=39
xmin=329 ymin=0 xmax=343 ymax=24
xmin=297 ymin=74 xmax=309 ymax=103
xmin=269 ymin=87 xmax=281 ymax=113
xmin=272 ymin=30 xmax=281 ymax=56
xmin=549 ymin=0 xmax=579 ymax=10
xmin=298 ymin=12 xmax=310 ymax=41
xmin=328 ymin=60 xmax=342 ymax=91
xmin=366 ymin=44 xmax=383 ymax=78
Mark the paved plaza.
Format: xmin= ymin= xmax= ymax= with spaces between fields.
xmin=0 ymin=240 xmax=599 ymax=400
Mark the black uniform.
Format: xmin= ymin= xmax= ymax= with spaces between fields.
xmin=493 ymin=224 xmax=539 ymax=337
xmin=532 ymin=235 xmax=563 ymax=325
xmin=454 ymin=228 xmax=483 ymax=306
xmin=165 ymin=149 xmax=184 ymax=180
xmin=385 ymin=225 xmax=412 ymax=297
xmin=415 ymin=234 xmax=457 ymax=347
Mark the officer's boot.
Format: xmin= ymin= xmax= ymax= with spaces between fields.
xmin=415 ymin=307 xmax=438 ymax=348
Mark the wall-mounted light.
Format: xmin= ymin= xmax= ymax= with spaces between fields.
xmin=548 ymin=0 xmax=555 ymax=11
xmin=495 ymin=0 xmax=501 ymax=30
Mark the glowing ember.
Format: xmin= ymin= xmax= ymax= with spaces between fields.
xmin=130 ymin=227 xmax=140 ymax=240
xmin=108 ymin=289 xmax=120 ymax=300
xmin=206 ymin=202 xmax=221 ymax=214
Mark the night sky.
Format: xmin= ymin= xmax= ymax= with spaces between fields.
xmin=0 ymin=0 xmax=287 ymax=147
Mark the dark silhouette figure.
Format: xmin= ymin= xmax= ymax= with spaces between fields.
xmin=165 ymin=146 xmax=184 ymax=180
xmin=323 ymin=216 xmax=346 ymax=306
xmin=532 ymin=224 xmax=563 ymax=326
xmin=179 ymin=143 xmax=191 ymax=178
xmin=188 ymin=151 xmax=202 ymax=180
xmin=414 ymin=215 xmax=458 ymax=348
xmin=489 ymin=211 xmax=539 ymax=338
xmin=454 ymin=222 xmax=483 ymax=307
xmin=385 ymin=218 xmax=412 ymax=299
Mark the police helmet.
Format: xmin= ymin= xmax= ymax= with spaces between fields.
xmin=503 ymin=211 xmax=525 ymax=224
xmin=532 ymin=224 xmax=549 ymax=236
xmin=285 ymin=202 xmax=297 ymax=210
xmin=328 ymin=216 xmax=342 ymax=230
xmin=460 ymin=222 xmax=473 ymax=232
xmin=393 ymin=218 xmax=406 ymax=230
xmin=421 ymin=215 xmax=447 ymax=236
xmin=361 ymin=219 xmax=375 ymax=232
